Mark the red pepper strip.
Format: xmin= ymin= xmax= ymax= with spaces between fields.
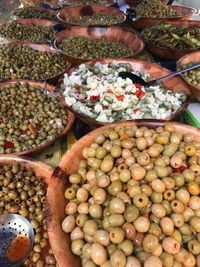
xmin=4 ymin=141 xmax=14 ymax=149
xmin=133 ymin=108 xmax=140 ymax=113
xmin=135 ymin=90 xmax=145 ymax=99
xmin=106 ymin=89 xmax=113 ymax=93
xmin=117 ymin=95 xmax=124 ymax=101
xmin=75 ymin=84 xmax=81 ymax=90
xmin=135 ymin=84 xmax=142 ymax=89
xmin=173 ymin=163 xmax=188 ymax=173
xmin=28 ymin=124 xmax=36 ymax=135
xmin=90 ymin=95 xmax=100 ymax=102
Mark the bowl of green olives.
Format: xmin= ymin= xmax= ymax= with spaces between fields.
xmin=141 ymin=20 xmax=200 ymax=60
xmin=0 ymin=19 xmax=64 ymax=44
xmin=12 ymin=6 xmax=58 ymax=20
xmin=178 ymin=51 xmax=200 ymax=102
xmin=53 ymin=26 xmax=144 ymax=64
xmin=0 ymin=154 xmax=60 ymax=267
xmin=0 ymin=41 xmax=70 ymax=83
xmin=128 ymin=1 xmax=196 ymax=30
xmin=57 ymin=5 xmax=126 ymax=26
xmin=0 ymin=80 xmax=75 ymax=155
xmin=47 ymin=121 xmax=200 ymax=267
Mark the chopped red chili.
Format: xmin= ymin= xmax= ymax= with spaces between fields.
xmin=4 ymin=141 xmax=14 ymax=149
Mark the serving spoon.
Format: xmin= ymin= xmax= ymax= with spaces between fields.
xmin=118 ymin=61 xmax=200 ymax=87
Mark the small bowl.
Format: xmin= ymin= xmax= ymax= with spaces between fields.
xmin=58 ymin=58 xmax=191 ymax=127
xmin=0 ymin=80 xmax=75 ymax=155
xmin=58 ymin=0 xmax=116 ymax=7
xmin=0 ymin=19 xmax=64 ymax=44
xmin=130 ymin=5 xmax=196 ymax=30
xmin=141 ymin=20 xmax=200 ymax=60
xmin=47 ymin=120 xmax=200 ymax=267
xmin=57 ymin=5 xmax=126 ymax=26
xmin=53 ymin=26 xmax=144 ymax=64
xmin=12 ymin=6 xmax=58 ymax=20
xmin=0 ymin=41 xmax=70 ymax=84
xmin=178 ymin=51 xmax=200 ymax=102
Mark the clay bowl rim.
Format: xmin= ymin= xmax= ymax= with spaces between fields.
xmin=53 ymin=25 xmax=145 ymax=61
xmin=141 ymin=20 xmax=200 ymax=56
xmin=11 ymin=6 xmax=58 ymax=20
xmin=0 ymin=18 xmax=62 ymax=44
xmin=177 ymin=51 xmax=200 ymax=91
xmin=47 ymin=120 xmax=200 ymax=267
xmin=131 ymin=5 xmax=197 ymax=20
xmin=57 ymin=58 xmax=191 ymax=127
xmin=0 ymin=79 xmax=75 ymax=156
xmin=0 ymin=40 xmax=71 ymax=82
xmin=58 ymin=0 xmax=116 ymax=7
xmin=56 ymin=4 xmax=126 ymax=26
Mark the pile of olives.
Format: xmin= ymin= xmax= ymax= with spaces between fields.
xmin=62 ymin=123 xmax=200 ymax=267
xmin=181 ymin=63 xmax=200 ymax=88
xmin=0 ymin=162 xmax=58 ymax=267
xmin=68 ymin=13 xmax=125 ymax=26
xmin=0 ymin=21 xmax=56 ymax=43
xmin=0 ymin=82 xmax=68 ymax=154
xmin=60 ymin=0 xmax=114 ymax=5
xmin=58 ymin=36 xmax=134 ymax=60
xmin=13 ymin=7 xmax=57 ymax=20
xmin=0 ymin=44 xmax=66 ymax=80
xmin=20 ymin=0 xmax=60 ymax=8
xmin=135 ymin=0 xmax=177 ymax=18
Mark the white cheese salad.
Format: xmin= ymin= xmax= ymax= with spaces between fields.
xmin=62 ymin=61 xmax=186 ymax=123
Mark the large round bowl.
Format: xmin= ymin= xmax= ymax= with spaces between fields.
xmin=58 ymin=58 xmax=191 ymax=127
xmin=0 ymin=80 xmax=75 ymax=155
xmin=141 ymin=20 xmax=200 ymax=60
xmin=57 ymin=5 xmax=126 ymax=26
xmin=130 ymin=5 xmax=196 ymax=30
xmin=58 ymin=0 xmax=116 ymax=7
xmin=0 ymin=41 xmax=70 ymax=84
xmin=47 ymin=120 xmax=200 ymax=267
xmin=0 ymin=19 xmax=62 ymax=44
xmin=53 ymin=26 xmax=144 ymax=64
xmin=178 ymin=51 xmax=200 ymax=102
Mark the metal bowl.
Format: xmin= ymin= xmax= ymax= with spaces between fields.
xmin=57 ymin=5 xmax=126 ymax=26
xmin=53 ymin=26 xmax=144 ymax=65
xmin=178 ymin=51 xmax=200 ymax=102
xmin=0 ymin=80 xmax=75 ymax=155
xmin=141 ymin=20 xmax=200 ymax=60
xmin=57 ymin=58 xmax=191 ymax=127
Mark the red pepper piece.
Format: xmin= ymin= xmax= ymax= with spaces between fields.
xmin=173 ymin=163 xmax=188 ymax=173
xmin=75 ymin=84 xmax=81 ymax=90
xmin=135 ymin=90 xmax=145 ymax=99
xmin=135 ymin=84 xmax=142 ymax=89
xmin=4 ymin=141 xmax=14 ymax=149
xmin=23 ymin=115 xmax=32 ymax=121
xmin=20 ymin=130 xmax=26 ymax=135
xmin=133 ymin=108 xmax=140 ymax=113
xmin=28 ymin=124 xmax=36 ymax=135
xmin=117 ymin=95 xmax=124 ymax=101
xmin=106 ymin=89 xmax=113 ymax=93
xmin=90 ymin=95 xmax=100 ymax=102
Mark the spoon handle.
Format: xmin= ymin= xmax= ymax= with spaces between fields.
xmin=149 ymin=61 xmax=200 ymax=86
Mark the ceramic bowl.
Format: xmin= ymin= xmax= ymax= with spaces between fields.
xmin=0 ymin=80 xmax=75 ymax=155
xmin=177 ymin=51 xmax=200 ymax=101
xmin=58 ymin=58 xmax=191 ymax=127
xmin=47 ymin=120 xmax=200 ymax=267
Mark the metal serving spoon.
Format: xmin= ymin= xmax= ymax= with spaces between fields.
xmin=118 ymin=61 xmax=200 ymax=87
xmin=0 ymin=214 xmax=34 ymax=267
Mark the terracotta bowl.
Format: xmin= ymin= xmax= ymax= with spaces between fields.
xmin=0 ymin=41 xmax=70 ymax=84
xmin=57 ymin=5 xmax=126 ymax=26
xmin=177 ymin=51 xmax=200 ymax=102
xmin=58 ymin=0 xmax=116 ymax=7
xmin=47 ymin=120 xmax=200 ymax=267
xmin=0 ymin=19 xmax=63 ymax=44
xmin=12 ymin=6 xmax=58 ymax=20
xmin=53 ymin=26 xmax=144 ymax=64
xmin=57 ymin=58 xmax=191 ymax=127
xmin=141 ymin=20 xmax=200 ymax=61
xmin=0 ymin=80 xmax=75 ymax=156
xmin=130 ymin=5 xmax=196 ymax=30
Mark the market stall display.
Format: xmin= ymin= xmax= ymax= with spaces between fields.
xmin=53 ymin=26 xmax=144 ymax=64
xmin=47 ymin=121 xmax=200 ymax=267
xmin=59 ymin=59 xmax=190 ymax=126
xmin=178 ymin=51 xmax=200 ymax=101
xmin=57 ymin=5 xmax=126 ymax=26
xmin=141 ymin=20 xmax=200 ymax=60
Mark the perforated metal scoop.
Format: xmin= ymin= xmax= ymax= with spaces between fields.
xmin=0 ymin=214 xmax=34 ymax=267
